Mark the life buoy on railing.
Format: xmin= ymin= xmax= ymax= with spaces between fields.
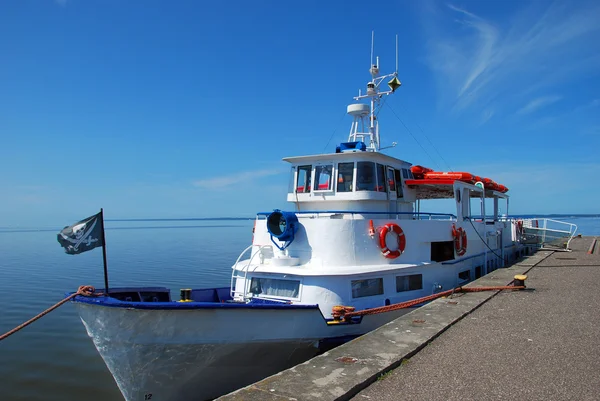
xmin=379 ymin=223 xmax=406 ymax=259
xmin=452 ymin=224 xmax=467 ymax=256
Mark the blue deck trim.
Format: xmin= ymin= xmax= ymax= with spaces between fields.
xmin=69 ymin=288 xmax=319 ymax=310
xmin=71 ymin=296 xmax=319 ymax=310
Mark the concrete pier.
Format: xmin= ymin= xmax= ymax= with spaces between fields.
xmin=217 ymin=237 xmax=600 ymax=401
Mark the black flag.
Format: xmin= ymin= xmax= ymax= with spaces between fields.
xmin=57 ymin=212 xmax=104 ymax=255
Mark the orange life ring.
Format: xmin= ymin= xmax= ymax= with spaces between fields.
xmin=379 ymin=223 xmax=406 ymax=259
xmin=452 ymin=225 xmax=467 ymax=256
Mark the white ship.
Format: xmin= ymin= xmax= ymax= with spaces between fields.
xmin=70 ymin=39 xmax=574 ymax=401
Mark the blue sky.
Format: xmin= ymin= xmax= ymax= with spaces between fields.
xmin=1 ymin=0 xmax=599 ymax=226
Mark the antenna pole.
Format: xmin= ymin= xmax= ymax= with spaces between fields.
xmin=370 ymin=31 xmax=374 ymax=67
xmin=371 ymin=33 xmax=376 ymax=149
xmin=371 ymin=89 xmax=375 ymax=149
xmin=351 ymin=32 xmax=401 ymax=152
xmin=395 ymin=34 xmax=399 ymax=73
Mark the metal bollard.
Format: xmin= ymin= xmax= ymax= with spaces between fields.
xmin=513 ymin=275 xmax=527 ymax=288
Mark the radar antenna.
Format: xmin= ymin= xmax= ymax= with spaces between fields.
xmin=347 ymin=32 xmax=401 ymax=152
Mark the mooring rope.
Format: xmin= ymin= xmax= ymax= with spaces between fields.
xmin=0 ymin=285 xmax=99 ymax=342
xmin=335 ymin=284 xmax=525 ymax=320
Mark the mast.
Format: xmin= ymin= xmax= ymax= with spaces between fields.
xmin=347 ymin=33 xmax=402 ymax=152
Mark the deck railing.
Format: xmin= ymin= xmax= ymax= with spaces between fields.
xmin=521 ymin=218 xmax=578 ymax=250
xmin=257 ymin=211 xmax=456 ymax=220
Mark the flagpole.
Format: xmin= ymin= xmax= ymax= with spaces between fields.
xmin=99 ymin=208 xmax=110 ymax=294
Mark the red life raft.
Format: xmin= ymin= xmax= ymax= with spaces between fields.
xmin=410 ymin=165 xmax=434 ymax=179
xmin=424 ymin=171 xmax=475 ymax=183
xmin=408 ymin=167 xmax=509 ymax=193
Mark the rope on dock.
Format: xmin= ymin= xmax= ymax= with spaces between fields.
xmin=0 ymin=285 xmax=99 ymax=342
xmin=335 ymin=285 xmax=525 ymax=320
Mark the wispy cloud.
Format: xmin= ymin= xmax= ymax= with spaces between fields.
xmin=423 ymin=1 xmax=600 ymax=116
xmin=193 ymin=168 xmax=284 ymax=189
xmin=517 ymin=95 xmax=562 ymax=115
xmin=571 ymin=98 xmax=600 ymax=114
xmin=480 ymin=108 xmax=494 ymax=124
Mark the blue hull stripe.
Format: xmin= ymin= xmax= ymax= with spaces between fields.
xmin=70 ymin=293 xmax=319 ymax=310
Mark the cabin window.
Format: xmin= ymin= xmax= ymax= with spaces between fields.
xmin=351 ymin=278 xmax=384 ymax=298
xmin=431 ymin=241 xmax=455 ymax=262
xmin=296 ymin=165 xmax=312 ymax=193
xmin=314 ymin=165 xmax=333 ymax=191
xmin=249 ymin=277 xmax=300 ymax=298
xmin=337 ymin=162 xmax=354 ymax=192
xmin=475 ymin=265 xmax=483 ymax=279
xmin=401 ymin=168 xmax=409 ymax=179
xmin=396 ymin=274 xmax=423 ymax=292
xmin=469 ymin=195 xmax=484 ymax=220
xmin=387 ymin=168 xmax=396 ymax=192
xmin=394 ymin=169 xmax=403 ymax=197
xmin=484 ymin=197 xmax=495 ymax=222
xmin=376 ymin=163 xmax=386 ymax=192
xmin=356 ymin=162 xmax=376 ymax=191
xmin=458 ymin=270 xmax=471 ymax=282
xmin=288 ymin=166 xmax=296 ymax=193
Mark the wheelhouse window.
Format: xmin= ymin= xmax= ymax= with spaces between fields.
xmin=387 ymin=168 xmax=396 ymax=192
xmin=356 ymin=162 xmax=376 ymax=191
xmin=288 ymin=166 xmax=296 ymax=193
xmin=376 ymin=163 xmax=386 ymax=192
xmin=394 ymin=169 xmax=404 ymax=197
xmin=314 ymin=165 xmax=333 ymax=191
xmin=296 ymin=165 xmax=312 ymax=193
xmin=396 ymin=274 xmax=423 ymax=292
xmin=337 ymin=162 xmax=354 ymax=192
xmin=351 ymin=278 xmax=384 ymax=298
xmin=249 ymin=277 xmax=300 ymax=298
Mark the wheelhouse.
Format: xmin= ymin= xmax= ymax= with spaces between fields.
xmin=285 ymin=149 xmax=417 ymax=215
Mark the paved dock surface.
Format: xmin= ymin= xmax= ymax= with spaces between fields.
xmin=218 ymin=237 xmax=599 ymax=401
xmin=354 ymin=236 xmax=600 ymax=401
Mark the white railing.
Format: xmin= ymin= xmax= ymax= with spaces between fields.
xmin=229 ymin=245 xmax=272 ymax=301
xmin=521 ymin=218 xmax=578 ymax=250
xmin=257 ymin=211 xmax=456 ymax=221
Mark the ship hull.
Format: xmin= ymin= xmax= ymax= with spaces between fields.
xmin=75 ymin=301 xmax=409 ymax=401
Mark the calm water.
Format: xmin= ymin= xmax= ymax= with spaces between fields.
xmin=0 ymin=220 xmax=253 ymax=401
xmin=1 ymin=216 xmax=599 ymax=401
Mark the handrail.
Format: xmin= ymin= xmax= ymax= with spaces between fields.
xmin=230 ymin=245 xmax=253 ymax=299
xmin=256 ymin=210 xmax=456 ymax=219
xmin=230 ymin=244 xmax=272 ymax=301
